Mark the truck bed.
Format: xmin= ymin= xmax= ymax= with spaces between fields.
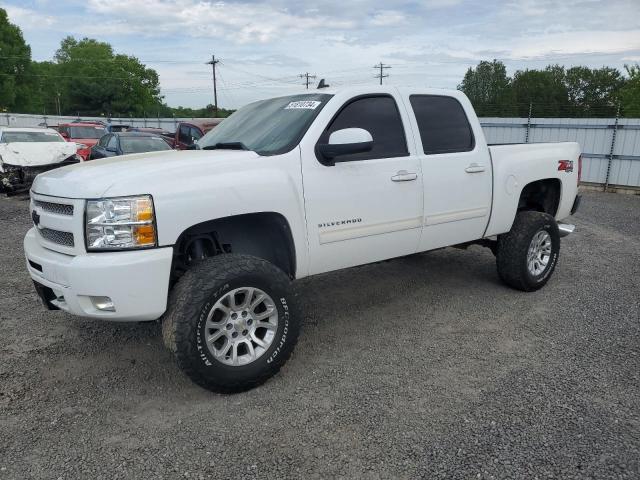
xmin=485 ymin=142 xmax=581 ymax=237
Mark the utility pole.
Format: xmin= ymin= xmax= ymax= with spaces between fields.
xmin=56 ymin=92 xmax=61 ymax=116
xmin=206 ymin=55 xmax=220 ymax=116
xmin=373 ymin=62 xmax=391 ymax=85
xmin=299 ymin=72 xmax=316 ymax=89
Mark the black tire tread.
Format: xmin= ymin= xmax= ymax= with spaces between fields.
xmin=162 ymin=254 xmax=299 ymax=393
xmin=496 ymin=211 xmax=559 ymax=292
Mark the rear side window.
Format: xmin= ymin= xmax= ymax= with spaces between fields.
xmin=190 ymin=126 xmax=203 ymax=141
xmin=178 ymin=125 xmax=192 ymax=144
xmin=319 ymin=95 xmax=408 ymax=162
xmin=410 ymin=95 xmax=474 ymax=154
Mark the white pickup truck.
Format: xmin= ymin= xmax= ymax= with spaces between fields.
xmin=24 ymin=87 xmax=581 ymax=392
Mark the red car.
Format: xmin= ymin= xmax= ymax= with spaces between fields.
xmin=162 ymin=119 xmax=223 ymax=149
xmin=58 ymin=122 xmax=107 ymax=160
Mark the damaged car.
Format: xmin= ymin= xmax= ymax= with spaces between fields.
xmin=0 ymin=127 xmax=82 ymax=194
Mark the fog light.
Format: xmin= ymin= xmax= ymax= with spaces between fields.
xmin=91 ymin=296 xmax=115 ymax=312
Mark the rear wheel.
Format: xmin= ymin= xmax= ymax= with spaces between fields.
xmin=162 ymin=254 xmax=300 ymax=393
xmin=496 ymin=211 xmax=560 ymax=292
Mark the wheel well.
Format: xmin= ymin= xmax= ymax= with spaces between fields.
xmin=517 ymin=179 xmax=561 ymax=216
xmin=171 ymin=212 xmax=296 ymax=285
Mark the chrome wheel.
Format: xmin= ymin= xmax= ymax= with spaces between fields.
xmin=204 ymin=287 xmax=278 ymax=366
xmin=527 ymin=230 xmax=552 ymax=276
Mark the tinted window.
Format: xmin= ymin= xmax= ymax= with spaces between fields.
xmin=98 ymin=135 xmax=109 ymax=147
xmin=107 ymin=135 xmax=118 ymax=149
xmin=319 ymin=95 xmax=408 ymax=161
xmin=178 ymin=124 xmax=192 ymax=144
xmin=120 ymin=136 xmax=172 ymax=154
xmin=410 ymin=95 xmax=474 ymax=154
xmin=70 ymin=126 xmax=105 ymax=139
xmin=1 ymin=131 xmax=64 ymax=143
xmin=190 ymin=127 xmax=203 ymax=141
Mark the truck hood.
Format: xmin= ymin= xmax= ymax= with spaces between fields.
xmin=31 ymin=149 xmax=263 ymax=198
xmin=0 ymin=142 xmax=78 ymax=168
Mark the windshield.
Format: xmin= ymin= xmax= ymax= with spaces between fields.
xmin=1 ymin=131 xmax=64 ymax=143
xmin=198 ymin=93 xmax=332 ymax=155
xmin=121 ymin=136 xmax=172 ymax=154
xmin=69 ymin=126 xmax=105 ymax=139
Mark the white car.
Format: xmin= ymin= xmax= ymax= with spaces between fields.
xmin=24 ymin=87 xmax=581 ymax=392
xmin=0 ymin=127 xmax=81 ymax=194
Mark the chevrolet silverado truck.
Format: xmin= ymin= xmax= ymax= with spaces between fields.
xmin=24 ymin=87 xmax=581 ymax=393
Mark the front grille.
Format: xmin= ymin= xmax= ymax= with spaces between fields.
xmin=38 ymin=228 xmax=75 ymax=247
xmin=34 ymin=200 xmax=74 ymax=216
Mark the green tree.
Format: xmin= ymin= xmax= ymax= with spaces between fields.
xmin=565 ymin=66 xmax=624 ymax=117
xmin=458 ymin=60 xmax=516 ymax=116
xmin=49 ymin=37 xmax=163 ymax=116
xmin=0 ymin=8 xmax=33 ymax=112
xmin=620 ymin=64 xmax=640 ymax=117
xmin=512 ymin=65 xmax=569 ymax=117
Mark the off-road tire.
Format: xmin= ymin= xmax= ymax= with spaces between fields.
xmin=162 ymin=254 xmax=300 ymax=393
xmin=496 ymin=211 xmax=560 ymax=292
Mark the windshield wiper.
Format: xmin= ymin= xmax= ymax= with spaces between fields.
xmin=202 ymin=142 xmax=250 ymax=151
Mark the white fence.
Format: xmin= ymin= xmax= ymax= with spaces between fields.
xmin=3 ymin=113 xmax=640 ymax=188
xmin=481 ymin=117 xmax=640 ymax=188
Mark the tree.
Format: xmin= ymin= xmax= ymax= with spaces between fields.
xmin=620 ymin=64 xmax=640 ymax=117
xmin=49 ymin=37 xmax=163 ymax=116
xmin=0 ymin=8 xmax=32 ymax=112
xmin=512 ymin=65 xmax=569 ymax=117
xmin=458 ymin=60 xmax=516 ymax=116
xmin=565 ymin=66 xmax=624 ymax=117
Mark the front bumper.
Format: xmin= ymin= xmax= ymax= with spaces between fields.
xmin=24 ymin=228 xmax=173 ymax=321
xmin=1 ymin=157 xmax=82 ymax=194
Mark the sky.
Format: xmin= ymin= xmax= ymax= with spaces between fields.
xmin=2 ymin=0 xmax=640 ymax=109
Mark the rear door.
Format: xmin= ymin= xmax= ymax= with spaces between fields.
xmin=405 ymin=93 xmax=493 ymax=251
xmin=300 ymin=93 xmax=424 ymax=274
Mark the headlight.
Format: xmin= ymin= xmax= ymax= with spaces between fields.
xmin=85 ymin=195 xmax=157 ymax=251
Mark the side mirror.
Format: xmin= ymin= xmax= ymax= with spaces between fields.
xmin=317 ymin=128 xmax=373 ymax=165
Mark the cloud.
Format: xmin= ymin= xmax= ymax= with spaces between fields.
xmin=4 ymin=0 xmax=640 ymax=109
xmin=4 ymin=5 xmax=56 ymax=29
xmin=82 ymin=0 xmax=355 ymax=43
xmin=370 ymin=10 xmax=406 ymax=27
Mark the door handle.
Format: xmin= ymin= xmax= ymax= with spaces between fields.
xmin=391 ymin=170 xmax=418 ymax=182
xmin=465 ymin=163 xmax=485 ymax=173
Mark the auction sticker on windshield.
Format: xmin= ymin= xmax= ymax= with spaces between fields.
xmin=284 ymin=101 xmax=322 ymax=110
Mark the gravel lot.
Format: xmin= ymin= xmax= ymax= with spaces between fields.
xmin=1 ymin=190 xmax=638 ymax=479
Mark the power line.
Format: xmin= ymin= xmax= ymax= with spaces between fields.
xmin=299 ymin=72 xmax=317 ymax=89
xmin=373 ymin=62 xmax=391 ymax=85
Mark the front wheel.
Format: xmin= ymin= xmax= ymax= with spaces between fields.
xmin=162 ymin=254 xmax=300 ymax=393
xmin=496 ymin=211 xmax=561 ymax=292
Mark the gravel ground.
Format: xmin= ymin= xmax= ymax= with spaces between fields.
xmin=1 ymin=190 xmax=638 ymax=479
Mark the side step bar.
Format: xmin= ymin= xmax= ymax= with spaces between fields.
xmin=558 ymin=223 xmax=575 ymax=238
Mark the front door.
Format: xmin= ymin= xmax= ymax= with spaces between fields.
xmin=300 ymin=93 xmax=424 ymax=275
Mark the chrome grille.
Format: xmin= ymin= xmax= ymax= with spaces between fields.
xmin=38 ymin=228 xmax=75 ymax=247
xmin=34 ymin=200 xmax=74 ymax=216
